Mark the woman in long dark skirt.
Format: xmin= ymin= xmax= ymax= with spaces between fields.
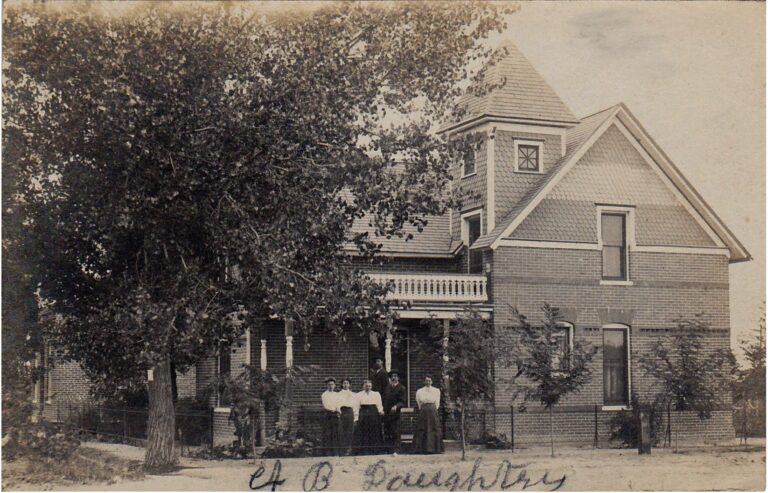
xmin=413 ymin=376 xmax=444 ymax=454
xmin=353 ymin=379 xmax=384 ymax=455
xmin=320 ymin=378 xmax=340 ymax=456
xmin=337 ymin=378 xmax=358 ymax=456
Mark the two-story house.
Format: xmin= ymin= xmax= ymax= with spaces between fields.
xmin=40 ymin=40 xmax=750 ymax=447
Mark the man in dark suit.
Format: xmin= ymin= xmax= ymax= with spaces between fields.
xmin=382 ymin=370 xmax=407 ymax=455
xmin=370 ymin=357 xmax=389 ymax=393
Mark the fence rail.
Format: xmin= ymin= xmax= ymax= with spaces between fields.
xmin=56 ymin=402 xmax=213 ymax=452
xmin=367 ymin=272 xmax=488 ymax=302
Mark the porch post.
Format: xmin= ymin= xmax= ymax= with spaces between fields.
xmin=260 ymin=339 xmax=268 ymax=371
xmin=285 ymin=320 xmax=294 ymax=369
xmin=245 ymin=328 xmax=252 ymax=366
xmin=32 ymin=352 xmax=42 ymax=404
xmin=385 ymin=319 xmax=393 ymax=372
xmin=442 ymin=320 xmax=450 ymax=402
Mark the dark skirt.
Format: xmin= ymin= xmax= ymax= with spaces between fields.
xmin=354 ymin=404 xmax=382 ymax=454
xmin=339 ymin=407 xmax=355 ymax=452
xmin=321 ymin=410 xmax=340 ymax=455
xmin=413 ymin=403 xmax=444 ymax=454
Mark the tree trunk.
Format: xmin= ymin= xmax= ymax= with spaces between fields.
xmin=145 ymin=358 xmax=177 ymax=471
xmin=460 ymin=404 xmax=466 ymax=461
xmin=549 ymin=406 xmax=554 ymax=458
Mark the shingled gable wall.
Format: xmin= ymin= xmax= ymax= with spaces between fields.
xmin=488 ymin=121 xmax=734 ymax=443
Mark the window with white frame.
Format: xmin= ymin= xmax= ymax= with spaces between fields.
xmin=551 ymin=323 xmax=574 ymax=372
xmin=514 ymin=140 xmax=544 ymax=173
xmin=603 ymin=324 xmax=630 ymax=407
xmin=598 ymin=206 xmax=635 ymax=283
xmin=462 ymin=147 xmax=476 ymax=178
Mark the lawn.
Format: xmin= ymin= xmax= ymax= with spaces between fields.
xmin=10 ymin=440 xmax=762 ymax=491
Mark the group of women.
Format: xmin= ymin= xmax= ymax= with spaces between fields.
xmin=319 ymin=375 xmax=444 ymax=455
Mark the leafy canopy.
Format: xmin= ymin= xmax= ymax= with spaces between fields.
xmin=3 ymin=2 xmax=512 ymax=393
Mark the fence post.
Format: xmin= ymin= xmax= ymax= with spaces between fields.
xmin=593 ymin=404 xmax=599 ymax=448
xmin=510 ymin=405 xmax=514 ymax=452
xmin=123 ymin=408 xmax=128 ymax=442
xmin=666 ymin=401 xmax=672 ymax=448
xmin=209 ymin=407 xmax=215 ymax=451
xmin=441 ymin=405 xmax=447 ymax=439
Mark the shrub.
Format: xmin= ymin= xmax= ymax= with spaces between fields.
xmin=4 ymin=421 xmax=80 ymax=462
xmin=262 ymin=430 xmax=317 ymax=458
xmin=482 ymin=430 xmax=513 ymax=450
xmin=176 ymin=397 xmax=211 ymax=446
xmin=609 ymin=395 xmax=663 ymax=448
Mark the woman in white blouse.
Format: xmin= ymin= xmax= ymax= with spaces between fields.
xmin=336 ymin=378 xmax=359 ymax=455
xmin=354 ymin=379 xmax=384 ymax=454
xmin=413 ymin=376 xmax=444 ymax=454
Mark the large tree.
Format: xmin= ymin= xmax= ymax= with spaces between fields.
xmin=3 ymin=2 xmax=512 ymax=469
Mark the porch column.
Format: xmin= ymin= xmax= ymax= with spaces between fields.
xmin=384 ymin=319 xmax=393 ymax=372
xmin=245 ymin=328 xmax=252 ymax=366
xmin=442 ymin=320 xmax=450 ymax=402
xmin=260 ymin=339 xmax=268 ymax=371
xmin=284 ymin=320 xmax=294 ymax=369
xmin=32 ymin=352 xmax=42 ymax=404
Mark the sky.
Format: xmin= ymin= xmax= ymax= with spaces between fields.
xmin=489 ymin=2 xmax=765 ymax=353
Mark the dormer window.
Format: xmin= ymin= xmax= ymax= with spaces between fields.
xmin=514 ymin=140 xmax=544 ymax=173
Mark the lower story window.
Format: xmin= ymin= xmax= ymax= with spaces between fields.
xmin=603 ymin=326 xmax=629 ymax=406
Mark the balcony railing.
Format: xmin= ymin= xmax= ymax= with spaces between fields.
xmin=367 ymin=272 xmax=488 ymax=302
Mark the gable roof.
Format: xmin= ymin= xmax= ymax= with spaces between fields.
xmin=471 ymin=104 xmax=620 ymax=249
xmin=440 ymin=39 xmax=579 ymax=134
xmin=473 ymin=103 xmax=751 ymax=263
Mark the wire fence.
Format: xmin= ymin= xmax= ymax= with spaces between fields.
xmin=56 ymin=402 xmax=213 ymax=453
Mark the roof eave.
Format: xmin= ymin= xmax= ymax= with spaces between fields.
xmin=438 ymin=113 xmax=580 ymax=136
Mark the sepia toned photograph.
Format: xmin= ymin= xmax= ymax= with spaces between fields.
xmin=1 ymin=1 xmax=765 ymax=491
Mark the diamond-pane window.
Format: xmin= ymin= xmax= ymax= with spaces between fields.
xmin=517 ymin=144 xmax=540 ymax=171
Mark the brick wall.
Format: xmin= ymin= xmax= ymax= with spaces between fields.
xmin=489 ymin=245 xmax=734 ymax=441
xmin=349 ymin=256 xmax=460 ymax=273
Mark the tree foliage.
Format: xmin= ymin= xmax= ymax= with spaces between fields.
xmin=511 ymin=304 xmax=595 ymax=409
xmin=638 ymin=317 xmax=736 ymax=420
xmin=3 ymin=2 xmax=512 ymax=467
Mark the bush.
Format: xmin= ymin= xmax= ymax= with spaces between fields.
xmin=4 ymin=421 xmax=80 ymax=462
xmin=262 ymin=430 xmax=317 ymax=458
xmin=176 ymin=397 xmax=211 ymax=446
xmin=609 ymin=395 xmax=663 ymax=448
xmin=482 ymin=430 xmax=513 ymax=450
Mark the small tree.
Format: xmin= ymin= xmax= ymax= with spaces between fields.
xmin=511 ymin=304 xmax=596 ymax=457
xmin=733 ymin=309 xmax=765 ymax=442
xmin=216 ymin=364 xmax=318 ymax=461
xmin=638 ymin=317 xmax=736 ymax=446
xmin=415 ymin=310 xmax=516 ymax=461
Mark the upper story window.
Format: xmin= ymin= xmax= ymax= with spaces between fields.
xmin=601 ymin=213 xmax=627 ymax=281
xmin=462 ymin=147 xmax=476 ymax=178
xmin=461 ymin=210 xmax=483 ymax=274
xmin=514 ymin=140 xmax=544 ymax=173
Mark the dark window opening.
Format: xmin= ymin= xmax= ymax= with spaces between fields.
xmin=601 ymin=213 xmax=627 ymax=280
xmin=218 ymin=345 xmax=231 ymax=407
xmin=466 ymin=215 xmax=483 ymax=274
xmin=603 ymin=328 xmax=629 ymax=406
xmin=551 ymin=326 xmax=571 ymax=372
xmin=463 ymin=148 xmax=476 ymax=177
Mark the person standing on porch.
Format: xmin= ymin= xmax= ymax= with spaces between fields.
xmin=320 ymin=378 xmax=341 ymax=456
xmin=354 ymin=379 xmax=384 ymax=455
xmin=370 ymin=357 xmax=389 ymax=393
xmin=336 ymin=378 xmax=358 ymax=456
xmin=413 ymin=376 xmax=444 ymax=454
xmin=382 ymin=370 xmax=407 ymax=455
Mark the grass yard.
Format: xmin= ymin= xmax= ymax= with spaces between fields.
xmin=2 ymin=446 xmax=144 ymax=491
xmin=11 ymin=440 xmax=762 ymax=491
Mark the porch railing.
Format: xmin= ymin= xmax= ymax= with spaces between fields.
xmin=367 ymin=272 xmax=488 ymax=302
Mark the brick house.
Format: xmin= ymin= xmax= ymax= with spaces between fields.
xmin=38 ymin=40 xmax=750 ymax=446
